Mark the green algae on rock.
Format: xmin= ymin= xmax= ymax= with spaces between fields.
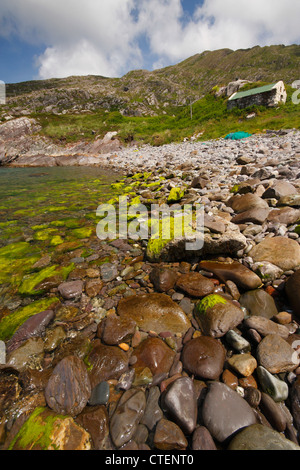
xmin=167 ymin=187 xmax=185 ymax=203
xmin=8 ymin=406 xmax=91 ymax=450
xmin=195 ymin=294 xmax=228 ymax=316
xmin=18 ymin=264 xmax=74 ymax=296
xmin=0 ymin=297 xmax=60 ymax=341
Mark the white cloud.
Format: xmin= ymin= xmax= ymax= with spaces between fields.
xmin=0 ymin=0 xmax=299 ymax=79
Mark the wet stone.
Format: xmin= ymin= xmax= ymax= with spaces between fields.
xmin=87 ymin=341 xmax=129 ymax=389
xmin=45 ymin=355 xmax=91 ymax=416
xmin=239 ymin=289 xmax=278 ymax=319
xmin=153 ymin=418 xmax=188 ymax=450
xmin=133 ymin=337 xmax=176 ymax=376
xmin=110 ymin=388 xmax=146 ymax=448
xmin=201 ymin=382 xmax=257 ymax=443
xmin=141 ymin=386 xmax=163 ymax=431
xmin=89 ymin=381 xmax=110 ymax=406
xmin=97 ymin=314 xmax=136 ymax=346
xmin=228 ymin=424 xmax=300 ymax=450
xmin=100 ymin=263 xmax=118 ymax=282
xmin=175 ymin=272 xmax=215 ymax=298
xmin=58 ymin=280 xmax=84 ymax=300
xmin=256 ymin=334 xmax=300 ymax=374
xmin=181 ymin=336 xmax=226 ymax=380
xmin=162 ymin=376 xmax=197 ymax=434
xmin=149 ymin=267 xmax=178 ymax=292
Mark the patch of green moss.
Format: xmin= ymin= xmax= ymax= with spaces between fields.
xmin=33 ymin=228 xmax=57 ymax=241
xmin=19 ymin=264 xmax=74 ymax=296
xmin=50 ymin=235 xmax=64 ymax=246
xmin=8 ymin=407 xmax=69 ymax=450
xmin=230 ymin=184 xmax=241 ymax=194
xmin=0 ymin=297 xmax=60 ymax=341
xmin=167 ymin=187 xmax=185 ymax=203
xmin=195 ymin=294 xmax=228 ymax=316
xmin=71 ymin=226 xmax=93 ymax=239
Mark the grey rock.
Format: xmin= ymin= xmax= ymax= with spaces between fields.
xmin=256 ymin=366 xmax=289 ymax=402
xmin=202 ymin=382 xmax=256 ymax=443
xmin=163 ymin=377 xmax=197 ymax=434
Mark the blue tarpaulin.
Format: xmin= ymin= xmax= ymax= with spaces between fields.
xmin=224 ymin=132 xmax=252 ymax=140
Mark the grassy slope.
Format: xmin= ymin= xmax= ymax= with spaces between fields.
xmin=32 ymin=85 xmax=300 ymax=146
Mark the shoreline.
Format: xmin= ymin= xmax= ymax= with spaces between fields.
xmin=2 ymin=127 xmax=300 ymax=450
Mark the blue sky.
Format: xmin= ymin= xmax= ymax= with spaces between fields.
xmin=0 ymin=0 xmax=299 ymax=84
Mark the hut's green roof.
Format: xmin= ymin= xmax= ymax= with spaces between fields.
xmin=228 ymin=83 xmax=277 ymax=101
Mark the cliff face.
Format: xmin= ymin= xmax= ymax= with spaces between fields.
xmin=2 ymin=45 xmax=300 ymax=119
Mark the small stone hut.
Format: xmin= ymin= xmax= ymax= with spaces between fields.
xmin=227 ymin=81 xmax=287 ymax=110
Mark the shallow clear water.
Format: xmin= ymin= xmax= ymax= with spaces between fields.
xmin=0 ymin=166 xmax=120 ymax=310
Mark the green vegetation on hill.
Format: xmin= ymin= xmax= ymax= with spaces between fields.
xmin=2 ymin=44 xmax=300 ymax=146
xmin=31 ymin=85 xmax=300 ymax=146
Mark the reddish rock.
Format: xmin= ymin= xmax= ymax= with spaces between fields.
xmin=133 ymin=337 xmax=176 ymax=376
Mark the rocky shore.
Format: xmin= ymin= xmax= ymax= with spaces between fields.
xmin=1 ymin=128 xmax=300 ymax=451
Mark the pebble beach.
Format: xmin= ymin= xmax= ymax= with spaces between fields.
xmin=2 ymin=128 xmax=300 ymax=451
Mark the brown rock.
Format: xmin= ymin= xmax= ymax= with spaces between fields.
xmin=199 ymin=260 xmax=262 ymax=291
xmin=249 ymin=236 xmax=300 ymax=271
xmin=153 ymin=418 xmax=188 ymax=450
xmin=85 ymin=278 xmax=103 ymax=298
xmin=117 ymin=293 xmax=191 ymax=336
xmin=45 ymin=355 xmax=91 ymax=416
xmin=181 ymin=336 xmax=226 ymax=380
xmin=133 ymin=337 xmax=176 ymax=376
xmin=149 ymin=267 xmax=178 ymax=292
xmin=87 ymin=340 xmax=129 ymax=389
xmin=97 ymin=315 xmax=136 ymax=345
xmin=175 ymin=272 xmax=215 ymax=298
xmin=75 ymin=405 xmax=109 ymax=450
xmin=256 ymin=334 xmax=300 ymax=374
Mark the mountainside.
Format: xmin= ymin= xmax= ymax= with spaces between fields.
xmin=3 ymin=44 xmax=300 ymax=119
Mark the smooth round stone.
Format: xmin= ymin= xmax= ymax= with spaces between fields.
xmin=256 ymin=366 xmax=289 ymax=402
xmin=244 ymin=387 xmax=261 ymax=408
xmin=228 ymin=424 xmax=300 ymax=450
xmin=249 ymin=236 xmax=300 ymax=271
xmin=153 ymin=418 xmax=188 ymax=450
xmin=228 ymin=193 xmax=269 ymax=213
xmin=97 ymin=315 xmax=136 ymax=346
xmin=239 ymin=289 xmax=278 ymax=319
xmin=58 ymin=280 xmax=84 ymax=299
xmin=133 ymin=337 xmax=176 ymax=376
xmin=162 ymin=377 xmax=197 ymax=434
xmin=256 ymin=334 xmax=300 ymax=374
xmin=181 ymin=336 xmax=226 ymax=380
xmin=199 ymin=260 xmax=262 ymax=291
xmin=149 ymin=267 xmax=178 ymax=292
xmin=175 ymin=272 xmax=215 ymax=298
xmin=201 ymin=382 xmax=256 ymax=443
xmin=87 ymin=341 xmax=129 ymax=389
xmin=117 ymin=293 xmax=191 ymax=336
xmin=110 ymin=388 xmax=146 ymax=448
xmin=89 ymin=381 xmax=110 ymax=406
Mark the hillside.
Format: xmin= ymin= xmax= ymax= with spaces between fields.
xmin=0 ymin=44 xmax=300 ymax=149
